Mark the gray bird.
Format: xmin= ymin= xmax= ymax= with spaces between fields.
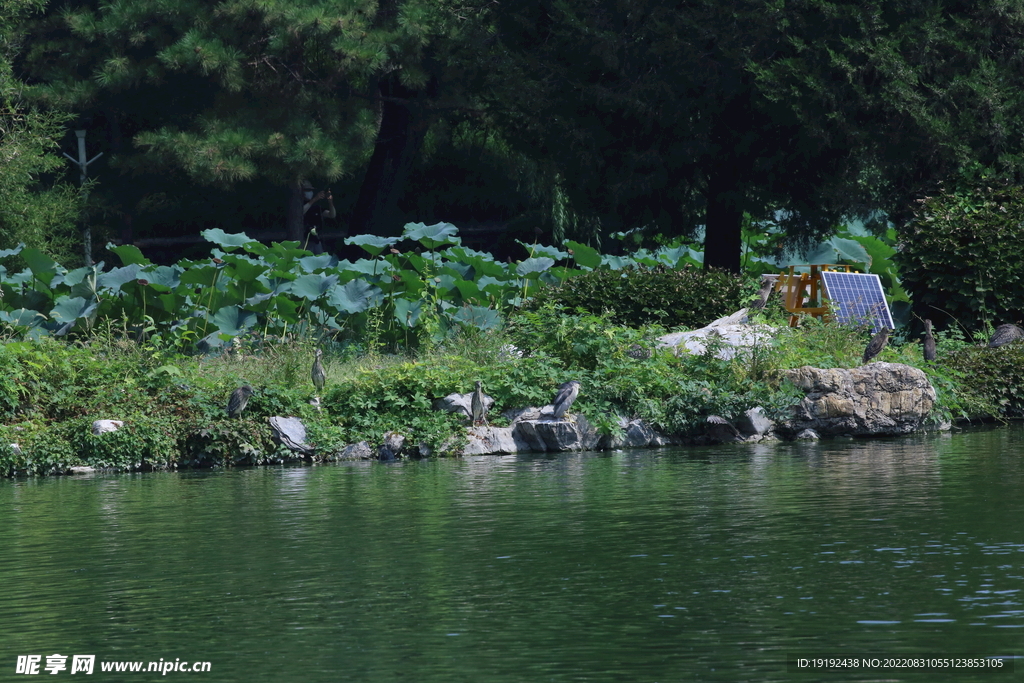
xmin=552 ymin=380 xmax=581 ymax=419
xmin=923 ymin=319 xmax=936 ymax=362
xmin=863 ymin=327 xmax=891 ymax=364
xmin=748 ymin=277 xmax=775 ymax=311
xmin=706 ymin=415 xmax=742 ymax=440
xmin=227 ymin=385 xmax=254 ymax=418
xmin=471 ymin=380 xmax=488 ymax=426
xmin=377 ymin=443 xmax=396 ymax=461
xmin=311 ymin=348 xmax=326 ymax=394
xmin=626 ymin=343 xmax=652 ymax=359
xmin=988 ymin=323 xmax=1024 ymax=348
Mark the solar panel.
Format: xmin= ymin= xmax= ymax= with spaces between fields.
xmin=820 ymin=271 xmax=894 ymax=333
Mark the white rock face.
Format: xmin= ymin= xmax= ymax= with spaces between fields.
xmin=91 ymin=420 xmax=124 ymax=435
xmin=657 ymin=310 xmax=775 ymax=359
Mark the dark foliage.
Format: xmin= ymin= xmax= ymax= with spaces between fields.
xmin=896 ymin=181 xmax=1024 ymax=332
xmin=523 ymin=266 xmax=746 ymax=330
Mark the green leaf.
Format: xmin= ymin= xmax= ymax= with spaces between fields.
xmin=564 ymin=241 xmax=602 ymax=269
xmin=394 ymin=298 xmax=423 ymax=328
xmin=403 ymin=221 xmax=461 ymax=249
xmin=98 ymin=264 xmax=142 ymax=291
xmin=344 ymin=234 xmax=400 ymax=257
xmin=108 ymin=243 xmax=151 ymax=266
xmin=452 ymin=304 xmax=500 ymax=330
xmin=516 ymin=257 xmax=555 ymax=276
xmin=291 ymin=273 xmax=339 ymax=300
xmin=0 ymin=309 xmax=45 ymax=328
xmin=211 ymin=305 xmax=256 ymax=335
xmin=328 ymin=279 xmax=382 ymax=314
xmin=21 ymin=248 xmax=59 ymax=286
xmin=202 ymin=229 xmax=255 ymax=251
xmin=51 ymin=296 xmax=97 ymax=322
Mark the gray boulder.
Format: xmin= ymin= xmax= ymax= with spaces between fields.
xmin=434 ymin=391 xmax=495 ymax=421
xmin=736 ymin=407 xmax=775 ymax=437
xmin=463 ymin=426 xmax=530 ymax=455
xmin=783 ymin=362 xmax=936 ymax=437
xmin=339 ymin=441 xmax=374 ymax=460
xmin=269 ymin=416 xmax=313 ymax=455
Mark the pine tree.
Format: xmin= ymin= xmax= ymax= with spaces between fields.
xmin=18 ymin=0 xmax=496 ymax=239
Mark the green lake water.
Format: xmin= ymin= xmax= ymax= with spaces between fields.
xmin=2 ymin=425 xmax=1024 ymax=681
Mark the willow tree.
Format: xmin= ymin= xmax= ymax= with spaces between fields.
xmin=18 ymin=0 xmax=495 ymax=240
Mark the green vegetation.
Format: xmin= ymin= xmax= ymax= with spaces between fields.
xmin=897 ymin=179 xmax=1024 ymax=332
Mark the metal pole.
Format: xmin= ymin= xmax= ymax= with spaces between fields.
xmin=62 ymin=129 xmax=103 ymax=266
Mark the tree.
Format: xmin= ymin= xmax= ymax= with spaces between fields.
xmin=0 ymin=0 xmax=81 ymax=261
xmin=17 ymin=0 xmax=496 ymax=242
xmin=487 ymin=0 xmax=1024 ymax=272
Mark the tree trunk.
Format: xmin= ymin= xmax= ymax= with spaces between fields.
xmin=703 ymin=165 xmax=744 ymax=274
xmin=286 ymin=180 xmax=303 ymax=242
xmin=350 ymin=75 xmax=430 ymax=236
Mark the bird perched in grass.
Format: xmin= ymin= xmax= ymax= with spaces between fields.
xmin=311 ymin=348 xmax=326 ymax=394
xmin=228 ymin=385 xmax=254 ymax=418
xmin=988 ymin=323 xmax=1024 ymax=348
xmin=923 ymin=319 xmax=936 ymax=362
xmin=552 ymin=380 xmax=581 ymax=419
xmin=862 ymin=328 xmax=891 ymax=364
xmin=471 ymin=380 xmax=488 ymax=426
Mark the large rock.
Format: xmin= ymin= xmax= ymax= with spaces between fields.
xmin=657 ymin=311 xmax=775 ymax=359
xmin=463 ymin=426 xmax=531 ymax=455
xmin=91 ymin=420 xmax=124 ymax=435
xmin=783 ymin=362 xmax=935 ymax=437
xmin=270 ymin=416 xmax=313 ymax=455
xmin=433 ymin=391 xmax=495 ymax=421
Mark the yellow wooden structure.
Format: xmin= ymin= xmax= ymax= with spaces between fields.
xmin=775 ymin=264 xmax=856 ymax=327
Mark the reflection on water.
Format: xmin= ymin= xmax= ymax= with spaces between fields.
xmin=2 ymin=425 xmax=1024 ymax=681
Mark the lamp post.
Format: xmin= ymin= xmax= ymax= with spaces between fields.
xmin=62 ymin=129 xmax=103 ymax=266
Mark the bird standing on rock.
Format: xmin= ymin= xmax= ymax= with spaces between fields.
xmin=923 ymin=319 xmax=936 ymax=362
xmin=228 ymin=385 xmax=254 ymax=418
xmin=311 ymin=348 xmax=326 ymax=394
xmin=471 ymin=380 xmax=488 ymax=426
xmin=862 ymin=328 xmax=891 ymax=364
xmin=552 ymin=380 xmax=581 ymax=419
xmin=988 ymin=323 xmax=1024 ymax=348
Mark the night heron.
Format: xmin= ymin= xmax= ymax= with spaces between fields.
xmin=748 ymin=277 xmax=775 ymax=311
xmin=227 ymin=385 xmax=254 ymax=418
xmin=923 ymin=319 xmax=936 ymax=362
xmin=862 ymin=328 xmax=891 ymax=364
xmin=311 ymin=348 xmax=326 ymax=394
xmin=706 ymin=415 xmax=742 ymax=440
xmin=378 ymin=443 xmax=396 ymax=461
xmin=626 ymin=344 xmax=652 ymax=359
xmin=552 ymin=380 xmax=581 ymax=419
xmin=988 ymin=323 xmax=1024 ymax=348
xmin=471 ymin=380 xmax=488 ymax=426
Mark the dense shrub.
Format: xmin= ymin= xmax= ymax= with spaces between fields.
xmin=524 ymin=265 xmax=747 ymax=329
xmin=938 ymin=344 xmax=1024 ymax=418
xmin=896 ymin=181 xmax=1024 ymax=332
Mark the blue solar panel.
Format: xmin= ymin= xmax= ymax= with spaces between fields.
xmin=820 ymin=271 xmax=894 ymax=333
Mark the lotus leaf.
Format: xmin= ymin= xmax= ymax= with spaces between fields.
xmin=403 ymin=222 xmax=460 ymax=249
xmin=516 ymin=257 xmax=555 ymax=277
xmin=564 ymin=241 xmax=602 ymax=269
xmin=452 ymin=305 xmax=500 ymax=331
xmin=202 ymin=229 xmax=255 ymax=251
xmin=344 ymin=234 xmax=400 ymax=256
xmin=211 ymin=305 xmax=257 ymax=335
xmin=394 ymin=298 xmax=423 ymax=328
xmin=109 ymin=244 xmax=151 ymax=266
xmin=329 ymin=279 xmax=382 ymax=314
